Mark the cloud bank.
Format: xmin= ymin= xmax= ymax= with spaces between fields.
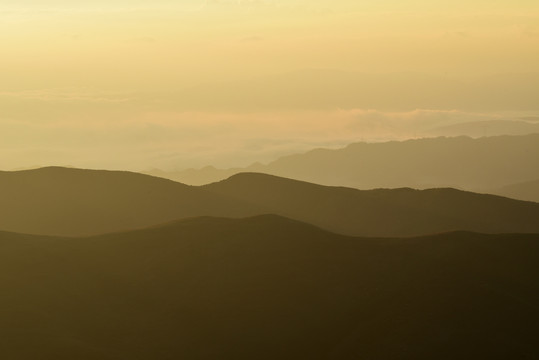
xmin=1 ymin=104 xmax=532 ymax=171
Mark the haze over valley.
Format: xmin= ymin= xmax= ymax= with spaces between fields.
xmin=1 ymin=1 xmax=538 ymax=171
xmin=145 ymin=134 xmax=539 ymax=202
xmin=1 ymin=1 xmax=538 ymax=358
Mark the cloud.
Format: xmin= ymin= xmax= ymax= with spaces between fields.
xmin=1 ymin=106 xmax=528 ymax=172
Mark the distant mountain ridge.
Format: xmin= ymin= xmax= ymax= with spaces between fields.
xmin=490 ymin=179 xmax=539 ymax=203
xmin=1 ymin=215 xmax=538 ymax=359
xmin=146 ymin=135 xmax=539 ymax=197
xmin=1 ymin=166 xmax=539 ymax=237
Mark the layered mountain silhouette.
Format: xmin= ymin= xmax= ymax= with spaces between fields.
xmin=203 ymin=173 xmax=539 ymax=237
xmin=146 ymin=135 xmax=539 ymax=196
xmin=0 ymin=167 xmax=264 ymax=236
xmin=2 ymin=167 xmax=539 ymax=237
xmin=1 ymin=215 xmax=538 ymax=360
xmin=490 ymin=179 xmax=539 ymax=203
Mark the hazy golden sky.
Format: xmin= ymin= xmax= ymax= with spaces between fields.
xmin=1 ymin=1 xmax=538 ymax=170
xmin=2 ymin=0 xmax=538 ymax=89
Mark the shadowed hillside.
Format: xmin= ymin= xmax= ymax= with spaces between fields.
xmin=1 ymin=215 xmax=538 ymax=360
xmin=0 ymin=167 xmax=263 ymax=236
xmin=151 ymin=135 xmax=539 ymax=194
xmin=2 ymin=167 xmax=539 ymax=237
xmin=203 ymin=173 xmax=539 ymax=237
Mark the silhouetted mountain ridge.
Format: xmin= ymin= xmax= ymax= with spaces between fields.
xmin=203 ymin=172 xmax=539 ymax=237
xmin=2 ymin=166 xmax=539 ymax=237
xmin=148 ymin=135 xmax=539 ymax=198
xmin=0 ymin=166 xmax=265 ymax=236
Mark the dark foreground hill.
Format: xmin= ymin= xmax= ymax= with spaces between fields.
xmin=2 ymin=167 xmax=539 ymax=237
xmin=1 ymin=215 xmax=538 ymax=360
xmin=203 ymin=173 xmax=539 ymax=237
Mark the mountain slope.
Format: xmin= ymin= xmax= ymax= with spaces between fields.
xmin=2 ymin=167 xmax=539 ymax=237
xmin=0 ymin=167 xmax=263 ymax=236
xmin=235 ymin=134 xmax=539 ymax=190
xmin=152 ymin=135 xmax=539 ymax=192
xmin=1 ymin=215 xmax=538 ymax=359
xmin=203 ymin=172 xmax=539 ymax=237
xmin=490 ymin=179 xmax=539 ymax=203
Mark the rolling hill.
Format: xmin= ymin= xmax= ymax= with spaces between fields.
xmin=203 ymin=173 xmax=539 ymax=237
xmin=1 ymin=167 xmax=539 ymax=237
xmin=0 ymin=166 xmax=263 ymax=236
xmin=1 ymin=215 xmax=538 ymax=359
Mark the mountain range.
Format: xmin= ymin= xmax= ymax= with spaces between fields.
xmin=490 ymin=179 xmax=539 ymax=203
xmin=0 ymin=167 xmax=263 ymax=236
xmin=1 ymin=215 xmax=538 ymax=359
xmin=204 ymin=172 xmax=539 ymax=237
xmin=145 ymin=135 xmax=539 ymax=200
xmin=1 ymin=167 xmax=538 ymax=237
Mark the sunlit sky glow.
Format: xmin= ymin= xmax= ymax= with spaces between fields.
xmin=1 ymin=0 xmax=538 ymax=170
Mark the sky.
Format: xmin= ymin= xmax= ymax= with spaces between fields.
xmin=1 ymin=0 xmax=538 ymax=170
